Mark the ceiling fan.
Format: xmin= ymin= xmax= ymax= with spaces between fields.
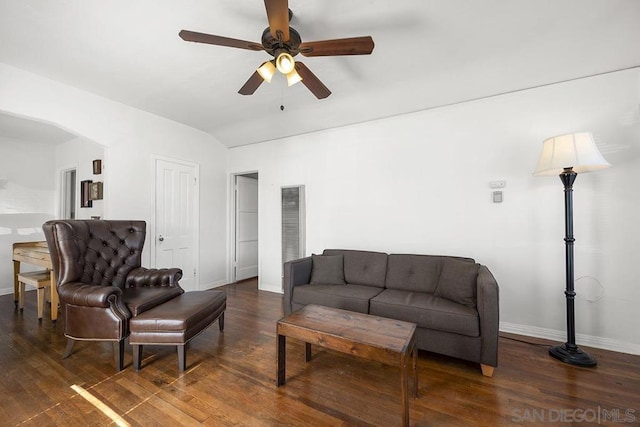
xmin=179 ymin=0 xmax=374 ymax=99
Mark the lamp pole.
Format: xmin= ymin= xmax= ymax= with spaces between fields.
xmin=548 ymin=167 xmax=597 ymax=367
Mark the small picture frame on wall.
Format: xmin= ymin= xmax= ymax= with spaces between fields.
xmin=93 ymin=159 xmax=102 ymax=175
xmin=89 ymin=182 xmax=103 ymax=201
xmin=81 ymin=180 xmax=93 ymax=208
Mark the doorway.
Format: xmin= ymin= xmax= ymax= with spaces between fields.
xmin=60 ymin=168 xmax=77 ymax=219
xmin=230 ymin=173 xmax=259 ymax=283
xmin=154 ymin=157 xmax=199 ymax=291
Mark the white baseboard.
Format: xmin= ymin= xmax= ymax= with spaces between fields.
xmin=259 ymin=282 xmax=283 ymax=294
xmin=0 ymin=287 xmax=14 ymax=297
xmin=500 ymin=321 xmax=640 ymax=356
xmin=199 ymin=279 xmax=228 ymax=291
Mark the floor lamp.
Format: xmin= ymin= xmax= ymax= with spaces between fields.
xmin=533 ymin=132 xmax=610 ymax=367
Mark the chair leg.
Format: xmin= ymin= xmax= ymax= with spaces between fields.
xmin=36 ymin=287 xmax=45 ymax=319
xmin=177 ymin=345 xmax=186 ymax=372
xmin=218 ymin=312 xmax=225 ymax=332
xmin=114 ymin=340 xmax=125 ymax=372
xmin=133 ymin=345 xmax=142 ymax=371
xmin=63 ymin=339 xmax=75 ymax=359
xmin=18 ymin=282 xmax=25 ymax=311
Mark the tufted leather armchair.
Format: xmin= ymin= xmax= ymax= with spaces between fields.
xmin=43 ymin=219 xmax=184 ymax=371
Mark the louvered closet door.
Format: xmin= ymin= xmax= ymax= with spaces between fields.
xmin=281 ymin=186 xmax=305 ymax=268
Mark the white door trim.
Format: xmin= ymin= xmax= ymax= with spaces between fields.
xmin=151 ymin=155 xmax=200 ymax=290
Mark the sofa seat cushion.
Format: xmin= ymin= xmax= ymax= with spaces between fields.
xmin=292 ymin=284 xmax=384 ymax=314
xmin=122 ymin=286 xmax=184 ymax=316
xmin=369 ymin=289 xmax=479 ymax=337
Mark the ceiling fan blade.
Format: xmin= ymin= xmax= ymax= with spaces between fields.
xmin=238 ymin=71 xmax=264 ymax=95
xmin=299 ymin=36 xmax=374 ymax=57
xmin=179 ymin=30 xmax=263 ymax=51
xmin=295 ymin=62 xmax=331 ymax=99
xmin=264 ymin=0 xmax=290 ymax=42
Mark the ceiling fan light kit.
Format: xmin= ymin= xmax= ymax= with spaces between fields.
xmin=275 ymin=51 xmax=295 ymax=74
xmin=257 ymin=61 xmax=276 ymax=83
xmin=178 ymin=0 xmax=374 ymax=99
xmin=285 ymin=69 xmax=302 ymax=87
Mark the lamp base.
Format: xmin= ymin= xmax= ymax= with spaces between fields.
xmin=549 ymin=344 xmax=597 ymax=367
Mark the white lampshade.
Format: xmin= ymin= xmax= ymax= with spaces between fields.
xmin=533 ymin=132 xmax=611 ymax=176
xmin=257 ymin=61 xmax=276 ymax=83
xmin=285 ymin=69 xmax=302 ymax=86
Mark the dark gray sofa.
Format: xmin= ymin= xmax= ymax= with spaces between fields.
xmin=283 ymin=249 xmax=499 ymax=376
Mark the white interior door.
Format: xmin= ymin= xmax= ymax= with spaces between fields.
xmin=155 ymin=158 xmax=198 ymax=291
xmin=235 ymin=175 xmax=258 ymax=281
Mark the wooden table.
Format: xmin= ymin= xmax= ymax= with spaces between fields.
xmin=12 ymin=241 xmax=58 ymax=323
xmin=276 ymin=304 xmax=418 ymax=427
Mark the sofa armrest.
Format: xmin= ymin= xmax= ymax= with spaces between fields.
xmin=125 ymin=267 xmax=183 ymax=288
xmin=283 ymin=256 xmax=312 ymax=315
xmin=476 ymin=265 xmax=500 ymax=367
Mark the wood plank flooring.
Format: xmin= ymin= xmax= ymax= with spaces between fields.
xmin=1 ymin=279 xmax=638 ymax=426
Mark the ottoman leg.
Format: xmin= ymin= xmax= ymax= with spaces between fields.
xmin=219 ymin=312 xmax=225 ymax=332
xmin=177 ymin=345 xmax=186 ymax=372
xmin=114 ymin=340 xmax=125 ymax=372
xmin=133 ymin=345 xmax=143 ymax=371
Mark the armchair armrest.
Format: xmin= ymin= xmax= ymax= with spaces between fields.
xmin=125 ymin=267 xmax=183 ymax=288
xmin=58 ymin=282 xmax=123 ymax=308
xmin=476 ymin=265 xmax=500 ymax=367
xmin=283 ymin=256 xmax=312 ymax=315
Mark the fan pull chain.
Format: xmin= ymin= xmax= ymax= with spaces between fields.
xmin=280 ymin=83 xmax=284 ymax=111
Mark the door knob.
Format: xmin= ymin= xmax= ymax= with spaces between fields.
xmin=158 ymin=235 xmax=164 ymax=242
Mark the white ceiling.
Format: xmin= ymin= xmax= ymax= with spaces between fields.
xmin=1 ymin=0 xmax=639 ymax=148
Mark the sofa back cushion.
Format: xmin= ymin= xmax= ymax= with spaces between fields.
xmin=385 ymin=254 xmax=476 ymax=293
xmin=323 ymin=249 xmax=388 ymax=288
xmin=385 ymin=254 xmax=442 ymax=293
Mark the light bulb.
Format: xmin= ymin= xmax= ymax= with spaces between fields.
xmin=276 ymin=52 xmax=295 ymax=74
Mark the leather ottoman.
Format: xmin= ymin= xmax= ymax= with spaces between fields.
xmin=129 ymin=290 xmax=226 ymax=372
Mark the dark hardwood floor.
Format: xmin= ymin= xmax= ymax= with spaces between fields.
xmin=1 ymin=279 xmax=638 ymax=426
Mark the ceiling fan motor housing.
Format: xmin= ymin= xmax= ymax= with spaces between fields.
xmin=261 ymin=27 xmax=302 ymax=57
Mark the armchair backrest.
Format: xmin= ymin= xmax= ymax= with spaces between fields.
xmin=43 ymin=220 xmax=146 ymax=290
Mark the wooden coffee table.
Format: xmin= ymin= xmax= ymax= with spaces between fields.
xmin=276 ymin=304 xmax=418 ymax=427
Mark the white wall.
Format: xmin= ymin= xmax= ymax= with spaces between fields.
xmin=0 ymin=137 xmax=57 ymax=294
xmin=228 ymin=69 xmax=640 ymax=354
xmin=0 ymin=63 xmax=229 ymax=290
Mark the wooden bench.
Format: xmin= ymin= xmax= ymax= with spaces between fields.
xmin=129 ymin=290 xmax=227 ymax=372
xmin=17 ymin=270 xmax=51 ymax=320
